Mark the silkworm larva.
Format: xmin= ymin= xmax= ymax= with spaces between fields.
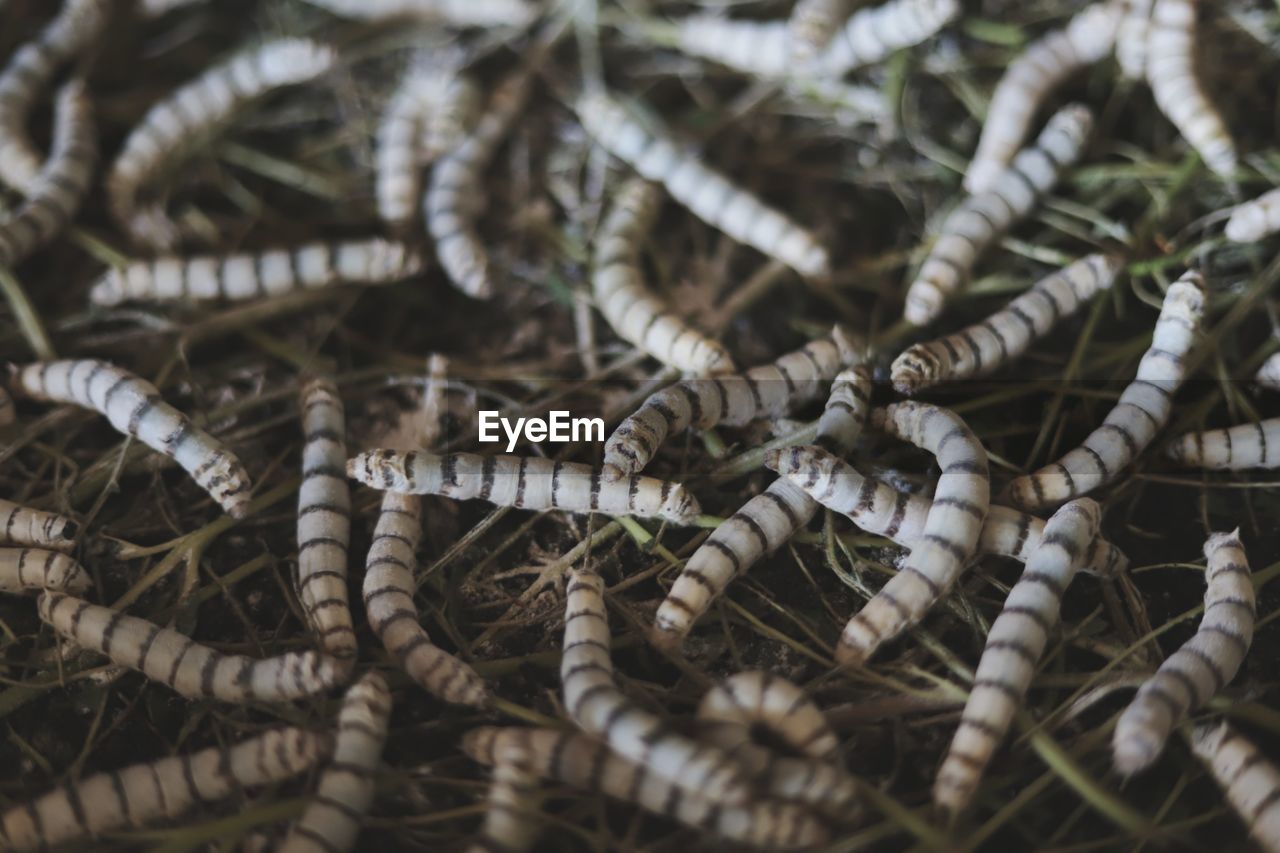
xmin=816 ymin=0 xmax=961 ymax=77
xmin=464 ymin=742 xmax=543 ymax=853
xmin=0 ymin=726 xmax=329 ymax=852
xmin=347 ymin=450 xmax=700 ymax=524
xmin=788 ymin=0 xmax=847 ymax=61
xmin=892 ymin=254 xmax=1122 ymax=394
xmin=573 ymin=90 xmax=830 ymax=278
xmin=1112 ymin=531 xmax=1255 ymax=775
xmin=89 ymin=239 xmax=425 ymax=306
xmin=0 ymin=0 xmax=106 ymax=193
xmin=12 ymin=360 xmax=254 ymax=518
xmin=1116 ymin=0 xmax=1154 ymax=79
xmin=650 ymin=366 xmax=871 ymax=652
xmin=300 ymin=0 xmax=537 ymax=27
xmin=105 ymin=38 xmax=336 ymax=250
xmin=0 ymin=548 xmax=90 ymax=594
xmin=1225 ymin=188 xmax=1280 ymax=243
xmin=37 ymin=591 xmax=350 ymax=701
xmin=1147 ymin=0 xmax=1238 ymax=182
xmin=903 ymin=103 xmax=1094 ymax=326
xmin=561 ymin=569 xmax=751 ymax=805
xmin=462 ymin=727 xmax=829 ymax=849
xmin=0 ymin=499 xmax=77 ymax=551
xmin=295 ymin=378 xmax=355 ymax=660
xmin=764 ymin=444 xmax=1129 ymax=577
xmin=1166 ymin=417 xmax=1280 ymax=470
xmin=1006 ymin=270 xmax=1205 ymax=509
xmin=933 ymin=499 xmax=1102 ymax=815
xmin=603 ymin=325 xmax=856 ymax=478
xmin=1190 ymin=722 xmax=1280 ymax=852
xmin=963 ymin=2 xmax=1122 ymax=194
xmin=592 ymin=178 xmax=735 ymax=375
xmin=363 ymin=491 xmax=488 ymax=706
xmin=279 ymin=673 xmax=391 ymax=853
xmin=1257 ymin=353 xmax=1280 ymax=391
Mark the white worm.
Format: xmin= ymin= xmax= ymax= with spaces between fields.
xmin=464 ymin=742 xmax=543 ymax=853
xmin=1258 ymin=353 xmax=1280 ymax=391
xmin=933 ymin=499 xmax=1102 ymax=815
xmin=37 ymin=591 xmax=351 ymax=702
xmin=295 ymin=378 xmax=355 ymax=661
xmin=573 ymin=90 xmax=830 ymax=278
xmin=816 ymin=0 xmax=960 ymax=77
xmin=891 ymin=254 xmax=1123 ymax=394
xmin=1112 ymin=531 xmax=1255 ymax=776
xmin=421 ymin=75 xmax=482 ymax=163
xmin=362 ymin=491 xmax=488 ymax=706
xmin=1006 ymin=270 xmax=1205 ymax=509
xmin=0 ymin=726 xmax=329 ymax=852
xmin=462 ymin=727 xmax=829 ymax=850
xmin=650 ymin=366 xmax=872 ymax=652
xmin=347 ymin=450 xmax=700 ymax=525
xmin=592 ymin=178 xmax=735 ymax=375
xmin=561 ymin=569 xmax=752 ymax=805
xmin=279 ymin=673 xmax=391 ymax=853
xmin=1225 ymin=188 xmax=1280 ymax=243
xmin=300 ymin=0 xmax=537 ymax=27
xmin=0 ymin=548 xmax=90 ymax=594
xmin=12 ymin=360 xmax=254 ymax=518
xmin=105 ymin=37 xmax=336 ymax=250
xmin=603 ymin=325 xmax=856 ymax=479
xmin=963 ymin=2 xmax=1122 ymax=194
xmin=0 ymin=499 xmax=77 ymax=551
xmin=88 ymin=239 xmax=425 ymax=306
xmin=1166 ymin=418 xmax=1280 ymax=470
xmin=1190 ymin=722 xmax=1280 ymax=853
xmin=1116 ymin=0 xmax=1154 ymax=79
xmin=904 ymin=103 xmax=1094 ymax=326
xmin=1147 ymin=0 xmax=1238 ymax=182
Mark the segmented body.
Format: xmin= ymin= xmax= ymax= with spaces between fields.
xmin=1166 ymin=418 xmax=1280 ymax=470
xmin=0 ymin=548 xmax=90 ymax=594
xmin=1190 ymin=722 xmax=1280 ymax=852
xmin=1116 ymin=0 xmax=1154 ymax=78
xmin=465 ymin=742 xmax=543 ymax=853
xmin=0 ymin=499 xmax=77 ymax=551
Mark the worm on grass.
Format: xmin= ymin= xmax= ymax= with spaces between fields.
xmin=1190 ymin=721 xmax=1280 ymax=852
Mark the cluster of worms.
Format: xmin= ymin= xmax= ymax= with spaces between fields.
xmin=0 ymin=0 xmax=1277 ymax=850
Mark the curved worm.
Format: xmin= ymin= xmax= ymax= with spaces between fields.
xmin=0 ymin=499 xmax=77 ymax=552
xmin=0 ymin=548 xmax=90 ymax=594
xmin=1190 ymin=722 xmax=1280 ymax=852
xmin=464 ymin=741 xmax=543 ymax=853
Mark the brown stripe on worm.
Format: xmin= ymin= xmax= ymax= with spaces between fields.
xmin=0 ymin=499 xmax=77 ymax=552
xmin=1190 ymin=721 xmax=1280 ymax=852
xmin=0 ymin=548 xmax=90 ymax=594
xmin=1166 ymin=417 xmax=1280 ymax=470
xmin=463 ymin=741 xmax=544 ymax=853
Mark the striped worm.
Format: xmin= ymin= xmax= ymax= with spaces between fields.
xmin=300 ymin=0 xmax=537 ymax=27
xmin=0 ymin=548 xmax=90 ymax=594
xmin=363 ymin=491 xmax=488 ymax=706
xmin=1147 ymin=0 xmax=1238 ymax=182
xmin=1225 ymin=188 xmax=1280 ymax=243
xmin=1257 ymin=354 xmax=1280 ymax=391
xmin=764 ymin=444 xmax=1128 ymax=576
xmin=279 ymin=673 xmax=391 ymax=853
xmin=1006 ymin=270 xmax=1205 ymax=509
xmin=603 ymin=324 xmax=856 ymax=479
xmin=0 ymin=499 xmax=77 ymax=551
xmin=347 ymin=450 xmax=700 ymax=524
xmin=891 ymin=254 xmax=1123 ymax=394
xmin=464 ymin=742 xmax=543 ymax=853
xmin=462 ymin=727 xmax=829 ymax=849
xmin=0 ymin=726 xmax=329 ymax=852
xmin=592 ymin=177 xmax=735 ymax=375
xmin=37 ymin=591 xmax=350 ymax=701
xmin=561 ymin=569 xmax=751 ymax=805
xmin=12 ymin=360 xmax=254 ymax=518
xmin=650 ymin=366 xmax=871 ymax=652
xmin=904 ymin=103 xmax=1094 ymax=326
xmin=295 ymin=378 xmax=355 ymax=660
xmin=0 ymin=0 xmax=106 ymax=193
xmin=1166 ymin=418 xmax=1280 ymax=470
xmin=1112 ymin=531 xmax=1255 ymax=776
xmin=963 ymin=2 xmax=1122 ymax=194
xmin=933 ymin=499 xmax=1102 ymax=815
xmin=1116 ymin=0 xmax=1154 ymax=79
xmin=89 ymin=239 xmax=425 ymax=306
xmin=1190 ymin=722 xmax=1280 ymax=852
xmin=573 ymin=90 xmax=830 ymax=278
xmin=105 ymin=37 xmax=336 ymax=250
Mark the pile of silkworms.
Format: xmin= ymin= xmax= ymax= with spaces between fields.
xmin=0 ymin=0 xmax=1278 ymax=850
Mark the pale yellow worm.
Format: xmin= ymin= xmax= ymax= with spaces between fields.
xmin=300 ymin=0 xmax=537 ymax=27
xmin=464 ymin=741 xmax=543 ymax=853
xmin=1166 ymin=417 xmax=1280 ymax=470
xmin=0 ymin=499 xmax=77 ymax=552
xmin=0 ymin=548 xmax=90 ymax=594
xmin=1190 ymin=722 xmax=1280 ymax=852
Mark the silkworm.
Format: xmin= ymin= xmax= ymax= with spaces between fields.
xmin=1147 ymin=0 xmax=1238 ymax=182
xmin=0 ymin=548 xmax=90 ymax=594
xmin=1116 ymin=0 xmax=1154 ymax=79
xmin=1006 ymin=270 xmax=1205 ymax=509
xmin=295 ymin=378 xmax=355 ymax=660
xmin=650 ymin=366 xmax=871 ymax=652
xmin=603 ymin=324 xmax=856 ymax=479
xmin=462 ymin=727 xmax=829 ymax=849
xmin=573 ymin=90 xmax=830 ymax=278
xmin=105 ymin=37 xmax=336 ymax=250
xmin=279 ymin=673 xmax=391 ymax=853
xmin=88 ymin=239 xmax=425 ymax=306
xmin=37 ymin=591 xmax=350 ymax=701
xmin=300 ymin=0 xmax=537 ymax=27
xmin=12 ymin=360 xmax=254 ymax=518
xmin=592 ymin=178 xmax=735 ymax=375
xmin=0 ymin=726 xmax=329 ymax=852
xmin=933 ymin=499 xmax=1102 ymax=815
xmin=1257 ymin=353 xmax=1280 ymax=391
xmin=1166 ymin=418 xmax=1280 ymax=470
xmin=963 ymin=3 xmax=1122 ymax=194
xmin=1112 ymin=531 xmax=1255 ymax=776
xmin=1225 ymin=188 xmax=1280 ymax=243
xmin=1190 ymin=722 xmax=1280 ymax=852
xmin=816 ymin=0 xmax=960 ymax=77
xmin=561 ymin=569 xmax=751 ymax=805
xmin=0 ymin=499 xmax=77 ymax=551
xmin=891 ymin=254 xmax=1123 ymax=395
xmin=903 ymin=103 xmax=1094 ymax=326
xmin=347 ymin=450 xmax=700 ymax=524
xmin=363 ymin=491 xmax=488 ymax=706
xmin=465 ymin=741 xmax=543 ymax=853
